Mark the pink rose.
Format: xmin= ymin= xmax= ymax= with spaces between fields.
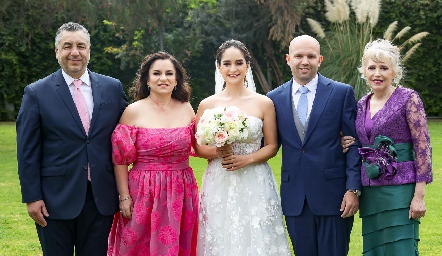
xmin=214 ymin=130 xmax=228 ymax=146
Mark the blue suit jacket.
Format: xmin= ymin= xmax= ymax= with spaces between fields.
xmin=16 ymin=69 xmax=128 ymax=219
xmin=267 ymin=74 xmax=361 ymax=216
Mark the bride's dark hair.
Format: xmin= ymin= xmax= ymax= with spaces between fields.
xmin=216 ymin=39 xmax=251 ymax=66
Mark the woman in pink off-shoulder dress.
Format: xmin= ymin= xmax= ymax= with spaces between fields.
xmin=107 ymin=52 xmax=198 ymax=256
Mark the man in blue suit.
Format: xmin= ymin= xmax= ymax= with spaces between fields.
xmin=267 ymin=35 xmax=361 ymax=256
xmin=16 ymin=22 xmax=128 ymax=255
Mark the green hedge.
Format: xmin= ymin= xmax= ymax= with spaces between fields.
xmin=377 ymin=0 xmax=442 ymax=116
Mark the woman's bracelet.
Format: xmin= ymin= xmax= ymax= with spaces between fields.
xmin=119 ymin=196 xmax=131 ymax=203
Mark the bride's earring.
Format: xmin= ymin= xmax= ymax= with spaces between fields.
xmin=244 ymin=77 xmax=248 ymax=88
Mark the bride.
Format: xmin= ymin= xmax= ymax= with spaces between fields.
xmin=195 ymin=39 xmax=292 ymax=256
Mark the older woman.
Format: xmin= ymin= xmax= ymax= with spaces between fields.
xmin=342 ymin=39 xmax=432 ymax=255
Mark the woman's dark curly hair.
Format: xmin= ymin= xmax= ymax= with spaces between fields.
xmin=130 ymin=52 xmax=191 ymax=102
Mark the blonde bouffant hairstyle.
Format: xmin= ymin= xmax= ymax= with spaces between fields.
xmin=358 ymin=39 xmax=404 ymax=86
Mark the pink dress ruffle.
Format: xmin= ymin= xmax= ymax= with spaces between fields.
xmin=108 ymin=122 xmax=198 ymax=256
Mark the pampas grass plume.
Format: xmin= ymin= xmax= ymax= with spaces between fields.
xmin=406 ymin=32 xmax=430 ymax=44
xmin=336 ymin=0 xmax=350 ymax=21
xmin=401 ymin=32 xmax=430 ymax=49
xmin=369 ymin=0 xmax=381 ymax=27
xmin=325 ymin=0 xmax=339 ymax=23
xmin=383 ymin=21 xmax=398 ymax=41
xmin=394 ymin=27 xmax=411 ymax=40
xmin=307 ymin=18 xmax=326 ymax=39
xmin=403 ymin=43 xmax=421 ymax=63
xmin=351 ymin=0 xmax=367 ymax=23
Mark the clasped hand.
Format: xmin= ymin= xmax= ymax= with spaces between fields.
xmin=217 ymin=144 xmax=247 ymax=171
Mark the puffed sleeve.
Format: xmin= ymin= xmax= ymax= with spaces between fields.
xmin=406 ymin=92 xmax=433 ymax=184
xmin=111 ymin=124 xmax=137 ymax=165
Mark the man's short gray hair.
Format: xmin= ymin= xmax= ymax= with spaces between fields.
xmin=55 ymin=22 xmax=91 ymax=48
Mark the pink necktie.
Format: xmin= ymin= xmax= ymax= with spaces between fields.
xmin=73 ymin=79 xmax=91 ymax=180
xmin=73 ymin=79 xmax=90 ymax=134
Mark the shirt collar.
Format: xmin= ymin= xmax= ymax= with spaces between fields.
xmin=292 ymin=74 xmax=319 ymax=94
xmin=62 ymin=69 xmax=91 ymax=87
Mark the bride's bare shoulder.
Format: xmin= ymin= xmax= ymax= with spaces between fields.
xmin=197 ymin=94 xmax=222 ymax=114
xmin=251 ymin=92 xmax=273 ymax=105
xmin=200 ymin=93 xmax=225 ymax=105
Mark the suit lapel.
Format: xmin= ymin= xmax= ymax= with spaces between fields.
xmin=303 ymin=75 xmax=332 ymax=144
xmin=89 ymin=71 xmax=102 ymax=135
xmin=279 ymin=79 xmax=303 ymax=145
xmin=54 ymin=69 xmax=86 ymax=135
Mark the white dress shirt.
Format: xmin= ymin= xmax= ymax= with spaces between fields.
xmin=291 ymin=74 xmax=318 ymax=121
xmin=62 ymin=70 xmax=94 ymax=119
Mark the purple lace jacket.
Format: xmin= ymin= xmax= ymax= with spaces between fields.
xmin=356 ymin=87 xmax=433 ymax=186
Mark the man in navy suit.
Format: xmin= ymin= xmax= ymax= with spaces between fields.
xmin=16 ymin=22 xmax=128 ymax=255
xmin=267 ymin=35 xmax=361 ymax=256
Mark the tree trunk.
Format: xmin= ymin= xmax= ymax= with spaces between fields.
xmin=264 ymin=38 xmax=284 ymax=87
xmin=250 ymin=54 xmax=272 ymax=93
xmin=159 ymin=19 xmax=164 ymax=51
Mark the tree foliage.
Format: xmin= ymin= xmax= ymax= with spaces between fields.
xmin=103 ymin=0 xmax=186 ymax=52
xmin=189 ymin=0 xmax=271 ymax=93
xmin=301 ymin=0 xmax=442 ymax=116
xmin=256 ymin=0 xmax=313 ymax=47
xmin=1 ymin=0 xmax=441 ymax=120
xmin=307 ymin=0 xmax=429 ymax=100
xmin=378 ymin=0 xmax=442 ymax=116
xmin=188 ymin=0 xmax=311 ymax=93
xmin=0 ymin=0 xmax=127 ymax=120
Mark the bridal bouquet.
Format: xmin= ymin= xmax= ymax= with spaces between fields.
xmin=196 ymin=106 xmax=250 ymax=147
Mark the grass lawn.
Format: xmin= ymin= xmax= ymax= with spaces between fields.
xmin=1 ymin=121 xmax=441 ymax=255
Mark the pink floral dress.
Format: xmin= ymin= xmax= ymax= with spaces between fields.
xmin=107 ymin=121 xmax=198 ymax=256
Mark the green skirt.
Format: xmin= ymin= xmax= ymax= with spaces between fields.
xmin=359 ymin=184 xmax=420 ymax=256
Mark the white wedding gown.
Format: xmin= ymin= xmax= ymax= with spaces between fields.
xmin=197 ymin=116 xmax=292 ymax=256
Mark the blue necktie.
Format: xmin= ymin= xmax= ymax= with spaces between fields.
xmin=297 ymin=86 xmax=309 ymax=126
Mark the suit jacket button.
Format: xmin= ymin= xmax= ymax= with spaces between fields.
xmin=86 ymin=140 xmax=90 ymax=144
xmin=83 ymin=166 xmax=87 ymax=170
xmin=301 ymin=149 xmax=305 ymax=153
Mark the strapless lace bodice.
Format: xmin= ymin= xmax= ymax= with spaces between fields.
xmin=231 ymin=116 xmax=263 ymax=155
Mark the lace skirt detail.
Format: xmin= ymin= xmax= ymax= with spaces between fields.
xmin=197 ymin=159 xmax=292 ymax=256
